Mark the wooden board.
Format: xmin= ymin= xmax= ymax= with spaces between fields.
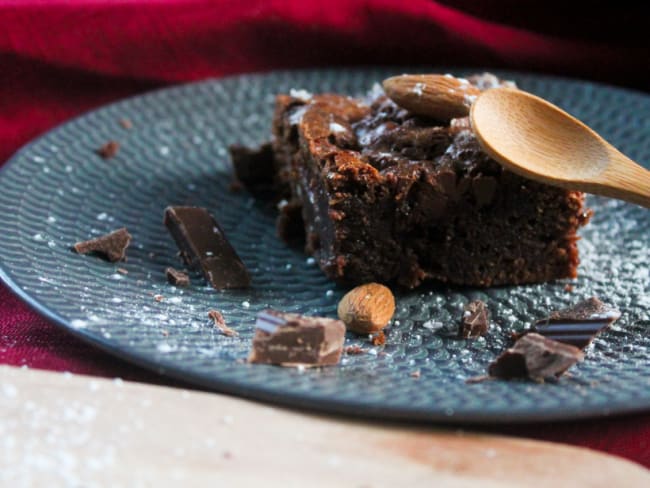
xmin=1 ymin=365 xmax=647 ymax=486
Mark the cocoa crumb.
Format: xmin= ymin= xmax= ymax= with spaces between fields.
xmin=229 ymin=178 xmax=244 ymax=193
xmin=166 ymin=267 xmax=190 ymax=287
xmin=161 ymin=329 xmax=169 ymax=337
xmin=564 ymin=283 xmax=574 ymax=292
xmin=410 ymin=370 xmax=421 ymax=379
xmin=344 ymin=345 xmax=366 ymax=355
xmin=460 ymin=300 xmax=489 ymax=338
xmin=117 ymin=268 xmax=129 ymax=275
xmin=153 ymin=294 xmax=164 ymax=302
xmin=96 ymin=140 xmax=120 ymax=159
xmin=466 ymin=375 xmax=493 ymax=384
xmin=371 ymin=330 xmax=386 ymax=346
xmin=208 ymin=310 xmax=238 ymax=337
xmin=119 ymin=118 xmax=133 ymax=129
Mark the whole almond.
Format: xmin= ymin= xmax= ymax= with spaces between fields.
xmin=382 ymin=74 xmax=481 ymax=121
xmin=337 ymin=283 xmax=395 ymax=334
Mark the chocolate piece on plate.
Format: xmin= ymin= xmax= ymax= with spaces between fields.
xmin=208 ymin=310 xmax=238 ymax=337
xmin=166 ymin=267 xmax=190 ymax=287
xmin=96 ymin=140 xmax=120 ymax=159
xmin=488 ymin=333 xmax=584 ymax=382
xmin=529 ymin=297 xmax=621 ymax=350
xmin=460 ymin=300 xmax=489 ymax=338
xmin=163 ymin=206 xmax=250 ymax=289
xmin=73 ymin=227 xmax=132 ymax=262
xmin=248 ymin=310 xmax=346 ymax=367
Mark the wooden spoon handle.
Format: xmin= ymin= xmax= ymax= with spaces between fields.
xmin=2 ymin=365 xmax=649 ymax=486
xmin=601 ymin=150 xmax=650 ymax=208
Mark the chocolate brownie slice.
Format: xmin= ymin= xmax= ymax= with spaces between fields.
xmin=267 ymin=76 xmax=591 ymax=288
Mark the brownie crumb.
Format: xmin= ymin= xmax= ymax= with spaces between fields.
xmin=119 ymin=118 xmax=133 ymax=130
xmin=73 ymin=228 xmax=131 ymax=262
xmin=410 ymin=370 xmax=421 ymax=379
xmin=564 ymin=284 xmax=574 ymax=292
xmin=488 ymin=333 xmax=583 ymax=382
xmin=459 ymin=300 xmax=490 ymax=338
xmin=117 ymin=268 xmax=129 ymax=275
xmin=96 ymin=140 xmax=120 ymax=159
xmin=208 ymin=310 xmax=238 ymax=337
xmin=371 ymin=330 xmax=386 ymax=346
xmin=153 ymin=294 xmax=164 ymax=302
xmin=166 ymin=267 xmax=190 ymax=287
xmin=161 ymin=329 xmax=169 ymax=337
xmin=344 ymin=345 xmax=366 ymax=355
xmin=229 ymin=178 xmax=244 ymax=193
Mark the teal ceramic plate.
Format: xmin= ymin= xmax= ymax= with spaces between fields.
xmin=0 ymin=68 xmax=648 ymax=422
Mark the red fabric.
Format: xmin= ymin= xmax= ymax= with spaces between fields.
xmin=1 ymin=0 xmax=649 ymax=468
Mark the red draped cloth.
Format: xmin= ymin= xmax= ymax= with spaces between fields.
xmin=1 ymin=0 xmax=648 ymax=467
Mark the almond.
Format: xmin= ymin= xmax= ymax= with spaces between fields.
xmin=382 ymin=74 xmax=480 ymax=121
xmin=337 ymin=283 xmax=395 ymax=334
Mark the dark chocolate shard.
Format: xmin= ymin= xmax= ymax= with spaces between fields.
xmin=249 ymin=310 xmax=346 ymax=367
xmin=529 ymin=297 xmax=621 ymax=350
xmin=165 ymin=267 xmax=190 ymax=287
xmin=96 ymin=140 xmax=120 ymax=159
xmin=460 ymin=300 xmax=489 ymax=338
xmin=488 ymin=333 xmax=583 ymax=382
xmin=163 ymin=206 xmax=250 ymax=289
xmin=73 ymin=227 xmax=132 ymax=262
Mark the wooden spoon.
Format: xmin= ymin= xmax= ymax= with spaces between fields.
xmin=470 ymin=88 xmax=650 ymax=208
xmin=2 ymin=365 xmax=650 ymax=486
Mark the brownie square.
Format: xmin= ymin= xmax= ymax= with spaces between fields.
xmin=265 ymin=76 xmax=591 ymax=288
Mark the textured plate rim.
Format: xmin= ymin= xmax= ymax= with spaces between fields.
xmin=1 ymin=67 xmax=648 ymax=424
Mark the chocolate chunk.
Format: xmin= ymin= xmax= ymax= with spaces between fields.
xmin=163 ymin=207 xmax=250 ymax=289
xmin=488 ymin=333 xmax=584 ymax=382
xmin=208 ymin=310 xmax=237 ymax=337
xmin=73 ymin=227 xmax=132 ymax=262
xmin=248 ymin=310 xmax=346 ymax=367
xmin=460 ymin=300 xmax=489 ymax=338
xmin=528 ymin=297 xmax=621 ymax=349
xmin=96 ymin=140 xmax=120 ymax=159
xmin=165 ymin=267 xmax=190 ymax=287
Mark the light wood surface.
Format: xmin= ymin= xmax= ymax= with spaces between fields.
xmin=1 ymin=365 xmax=648 ymax=487
xmin=470 ymin=88 xmax=650 ymax=208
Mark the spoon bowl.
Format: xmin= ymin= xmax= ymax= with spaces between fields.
xmin=470 ymin=88 xmax=650 ymax=208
